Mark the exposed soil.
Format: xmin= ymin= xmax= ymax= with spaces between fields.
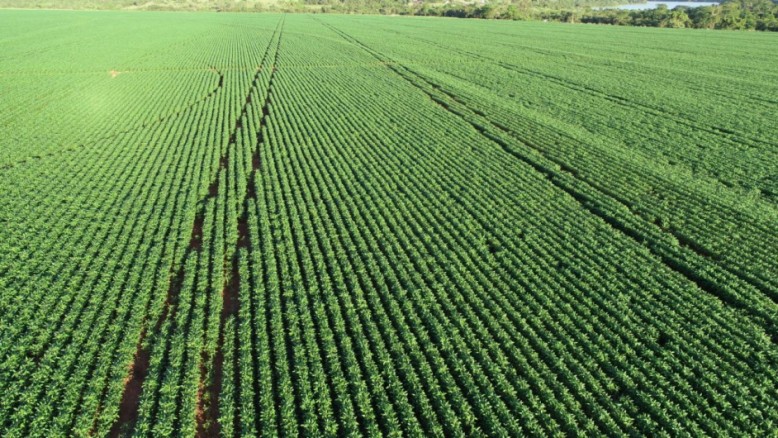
xmin=237 ymin=215 xmax=250 ymax=250
xmin=195 ymin=20 xmax=282 ymax=437
xmin=108 ymin=334 xmax=150 ymax=438
xmin=224 ymin=256 xmax=241 ymax=317
xmin=189 ymin=212 xmax=204 ymax=251
xmin=103 ymin=64 xmax=232 ymax=437
xmin=109 ymin=253 xmax=185 ymax=435
xmin=195 ymin=350 xmax=219 ymax=438
xmin=246 ymin=178 xmax=256 ymax=200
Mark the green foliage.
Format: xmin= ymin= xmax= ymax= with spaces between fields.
xmin=0 ymin=10 xmax=777 ymax=438
xmin=2 ymin=0 xmax=777 ymax=30
xmin=578 ymin=0 xmax=778 ymax=30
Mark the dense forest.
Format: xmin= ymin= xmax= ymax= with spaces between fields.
xmin=401 ymin=0 xmax=778 ymax=31
xmin=575 ymin=1 xmax=778 ymax=31
xmin=1 ymin=0 xmax=777 ymax=30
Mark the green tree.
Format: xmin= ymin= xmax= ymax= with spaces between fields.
xmin=661 ymin=7 xmax=692 ymax=27
xmin=688 ymin=6 xmax=721 ymax=29
xmin=717 ymin=2 xmax=747 ymax=28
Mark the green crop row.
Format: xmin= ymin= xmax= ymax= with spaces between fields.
xmin=0 ymin=10 xmax=776 ymax=437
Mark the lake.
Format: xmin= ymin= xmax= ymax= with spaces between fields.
xmin=596 ymin=1 xmax=720 ymax=10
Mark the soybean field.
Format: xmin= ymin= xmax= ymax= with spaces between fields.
xmin=1 ymin=10 xmax=778 ymax=437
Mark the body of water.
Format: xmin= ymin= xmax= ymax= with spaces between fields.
xmin=596 ymin=1 xmax=719 ymax=10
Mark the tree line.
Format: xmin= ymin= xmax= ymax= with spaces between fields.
xmin=1 ymin=0 xmax=777 ymax=31
xmin=406 ymin=0 xmax=778 ymax=31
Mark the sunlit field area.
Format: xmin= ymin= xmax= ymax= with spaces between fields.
xmin=1 ymin=10 xmax=777 ymax=437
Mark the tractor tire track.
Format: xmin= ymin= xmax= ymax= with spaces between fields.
xmin=320 ymin=20 xmax=778 ymax=344
xmin=346 ymin=23 xmax=778 ymax=299
xmin=106 ymin=31 xmax=276 ymax=434
xmin=195 ymin=17 xmax=284 ymax=438
xmin=400 ymin=29 xmax=777 ymax=151
xmin=371 ymin=24 xmax=778 ymax=205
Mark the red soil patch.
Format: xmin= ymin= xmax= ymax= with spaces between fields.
xmin=196 ymin=237 xmax=244 ymax=436
xmin=108 ymin=335 xmax=150 ymax=438
xmin=195 ymin=350 xmax=218 ymax=438
xmin=109 ymin=262 xmax=185 ymax=436
xmin=189 ymin=212 xmax=205 ymax=251
xmin=237 ymin=216 xmax=250 ymax=250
